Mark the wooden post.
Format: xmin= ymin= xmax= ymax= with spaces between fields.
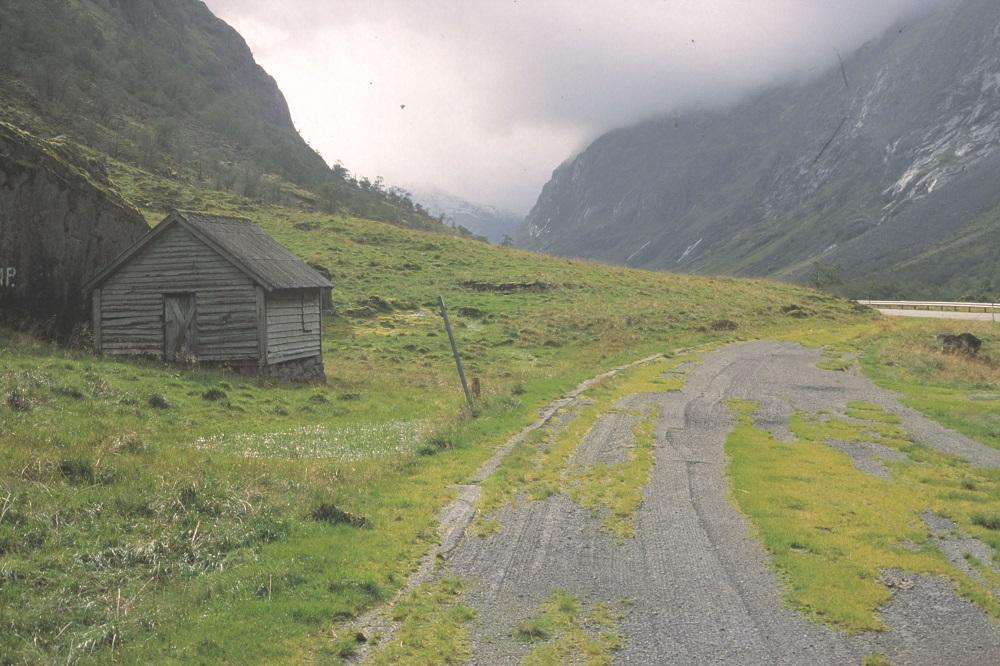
xmin=438 ymin=294 xmax=474 ymax=409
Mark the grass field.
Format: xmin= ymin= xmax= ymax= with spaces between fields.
xmin=0 ymin=163 xmax=873 ymax=664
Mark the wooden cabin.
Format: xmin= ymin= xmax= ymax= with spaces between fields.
xmin=85 ymin=210 xmax=332 ymax=380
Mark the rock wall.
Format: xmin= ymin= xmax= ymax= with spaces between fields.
xmin=0 ymin=122 xmax=148 ymax=338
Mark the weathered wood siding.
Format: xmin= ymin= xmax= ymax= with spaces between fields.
xmin=266 ymin=289 xmax=321 ymax=364
xmin=99 ymin=224 xmax=259 ymax=360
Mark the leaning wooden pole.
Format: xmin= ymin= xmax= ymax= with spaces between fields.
xmin=438 ymin=294 xmax=474 ymax=410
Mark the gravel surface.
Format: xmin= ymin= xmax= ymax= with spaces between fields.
xmin=445 ymin=341 xmax=1000 ymax=665
xmin=923 ymin=512 xmax=1000 ymax=589
xmin=824 ymin=439 xmax=909 ymax=479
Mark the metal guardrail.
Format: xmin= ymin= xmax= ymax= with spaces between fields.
xmin=856 ymin=300 xmax=999 ymax=322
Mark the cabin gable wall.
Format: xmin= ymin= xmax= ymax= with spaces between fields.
xmin=98 ymin=224 xmax=259 ymax=360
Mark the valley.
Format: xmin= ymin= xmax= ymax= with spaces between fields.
xmin=1 ymin=1 xmax=999 ymax=664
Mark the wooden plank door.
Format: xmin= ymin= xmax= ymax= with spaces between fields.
xmin=164 ymin=294 xmax=196 ymax=362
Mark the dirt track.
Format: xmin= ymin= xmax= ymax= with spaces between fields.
xmin=444 ymin=341 xmax=1000 ymax=665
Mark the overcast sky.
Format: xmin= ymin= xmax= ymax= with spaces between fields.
xmin=203 ymin=0 xmax=941 ymax=214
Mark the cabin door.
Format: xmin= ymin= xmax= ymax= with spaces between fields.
xmin=164 ymin=293 xmax=196 ymax=362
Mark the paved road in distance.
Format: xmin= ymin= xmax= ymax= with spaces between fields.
xmin=876 ymin=308 xmax=997 ymax=321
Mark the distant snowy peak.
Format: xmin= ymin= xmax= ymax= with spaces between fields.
xmin=408 ymin=187 xmax=523 ymax=244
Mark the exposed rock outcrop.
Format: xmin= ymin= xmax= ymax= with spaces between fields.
xmin=0 ymin=122 xmax=147 ymax=338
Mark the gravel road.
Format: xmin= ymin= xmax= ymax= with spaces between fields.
xmin=445 ymin=341 xmax=1000 ymax=665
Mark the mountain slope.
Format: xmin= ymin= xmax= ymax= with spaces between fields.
xmin=0 ymin=0 xmax=443 ymax=230
xmin=520 ymin=0 xmax=1000 ymax=299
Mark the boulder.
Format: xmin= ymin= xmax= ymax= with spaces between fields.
xmin=938 ymin=333 xmax=982 ymax=357
xmin=0 ymin=122 xmax=147 ymax=339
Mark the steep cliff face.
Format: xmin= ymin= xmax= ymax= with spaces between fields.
xmin=0 ymin=123 xmax=148 ymax=337
xmin=0 ymin=0 xmax=327 ymax=190
xmin=521 ymin=0 xmax=1000 ymax=298
xmin=0 ymin=0 xmax=443 ymax=230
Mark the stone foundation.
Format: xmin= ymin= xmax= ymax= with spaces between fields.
xmin=215 ymin=354 xmax=325 ymax=383
xmin=261 ymin=354 xmax=326 ymax=383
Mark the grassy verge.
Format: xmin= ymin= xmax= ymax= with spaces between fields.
xmin=725 ymin=399 xmax=1000 ymax=632
xmin=514 ymin=590 xmax=626 ymax=666
xmin=859 ymin=320 xmax=1000 ymax=449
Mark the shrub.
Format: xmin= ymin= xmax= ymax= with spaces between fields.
xmin=971 ymin=512 xmax=1000 ymax=530
xmin=110 ymin=432 xmax=146 ymax=454
xmin=201 ymin=388 xmax=227 ymax=401
xmin=710 ymin=319 xmax=738 ymax=331
xmin=58 ymin=458 xmax=94 ymax=484
xmin=417 ymin=434 xmax=454 ymax=456
xmin=148 ymin=393 xmax=171 ymax=409
xmin=6 ymin=388 xmax=31 ymax=412
xmin=310 ymin=503 xmax=372 ymax=528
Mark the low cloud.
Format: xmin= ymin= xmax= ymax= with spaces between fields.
xmin=205 ymin=0 xmax=942 ymax=212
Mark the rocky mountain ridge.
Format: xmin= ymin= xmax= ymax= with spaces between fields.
xmin=520 ymin=0 xmax=1000 ymax=299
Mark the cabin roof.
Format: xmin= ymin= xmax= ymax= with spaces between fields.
xmin=85 ymin=210 xmax=333 ymax=292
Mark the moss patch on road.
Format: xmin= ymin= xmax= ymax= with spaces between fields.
xmin=363 ymin=578 xmax=476 ymax=666
xmin=726 ymin=399 xmax=1000 ymax=632
xmin=515 ymin=590 xmax=626 ymax=666
xmin=568 ymin=414 xmax=657 ymax=539
xmin=473 ymin=355 xmax=694 ymax=540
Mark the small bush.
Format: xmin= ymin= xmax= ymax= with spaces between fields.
xmin=179 ymin=485 xmax=198 ymax=508
xmin=201 ymin=388 xmax=227 ymax=401
xmin=417 ymin=434 xmax=455 ymax=456
xmin=514 ymin=619 xmax=549 ymax=642
xmin=6 ymin=388 xmax=32 ymax=412
xmin=58 ymin=458 xmax=94 ymax=485
xmin=971 ymin=512 xmax=1000 ymax=530
xmin=710 ymin=319 xmax=738 ymax=331
xmin=310 ymin=503 xmax=372 ymax=528
xmin=457 ymin=306 xmax=486 ymax=319
xmin=110 ymin=433 xmax=146 ymax=454
xmin=148 ymin=393 xmax=172 ymax=409
xmin=56 ymin=385 xmax=87 ymax=400
xmin=781 ymin=304 xmax=812 ymax=318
